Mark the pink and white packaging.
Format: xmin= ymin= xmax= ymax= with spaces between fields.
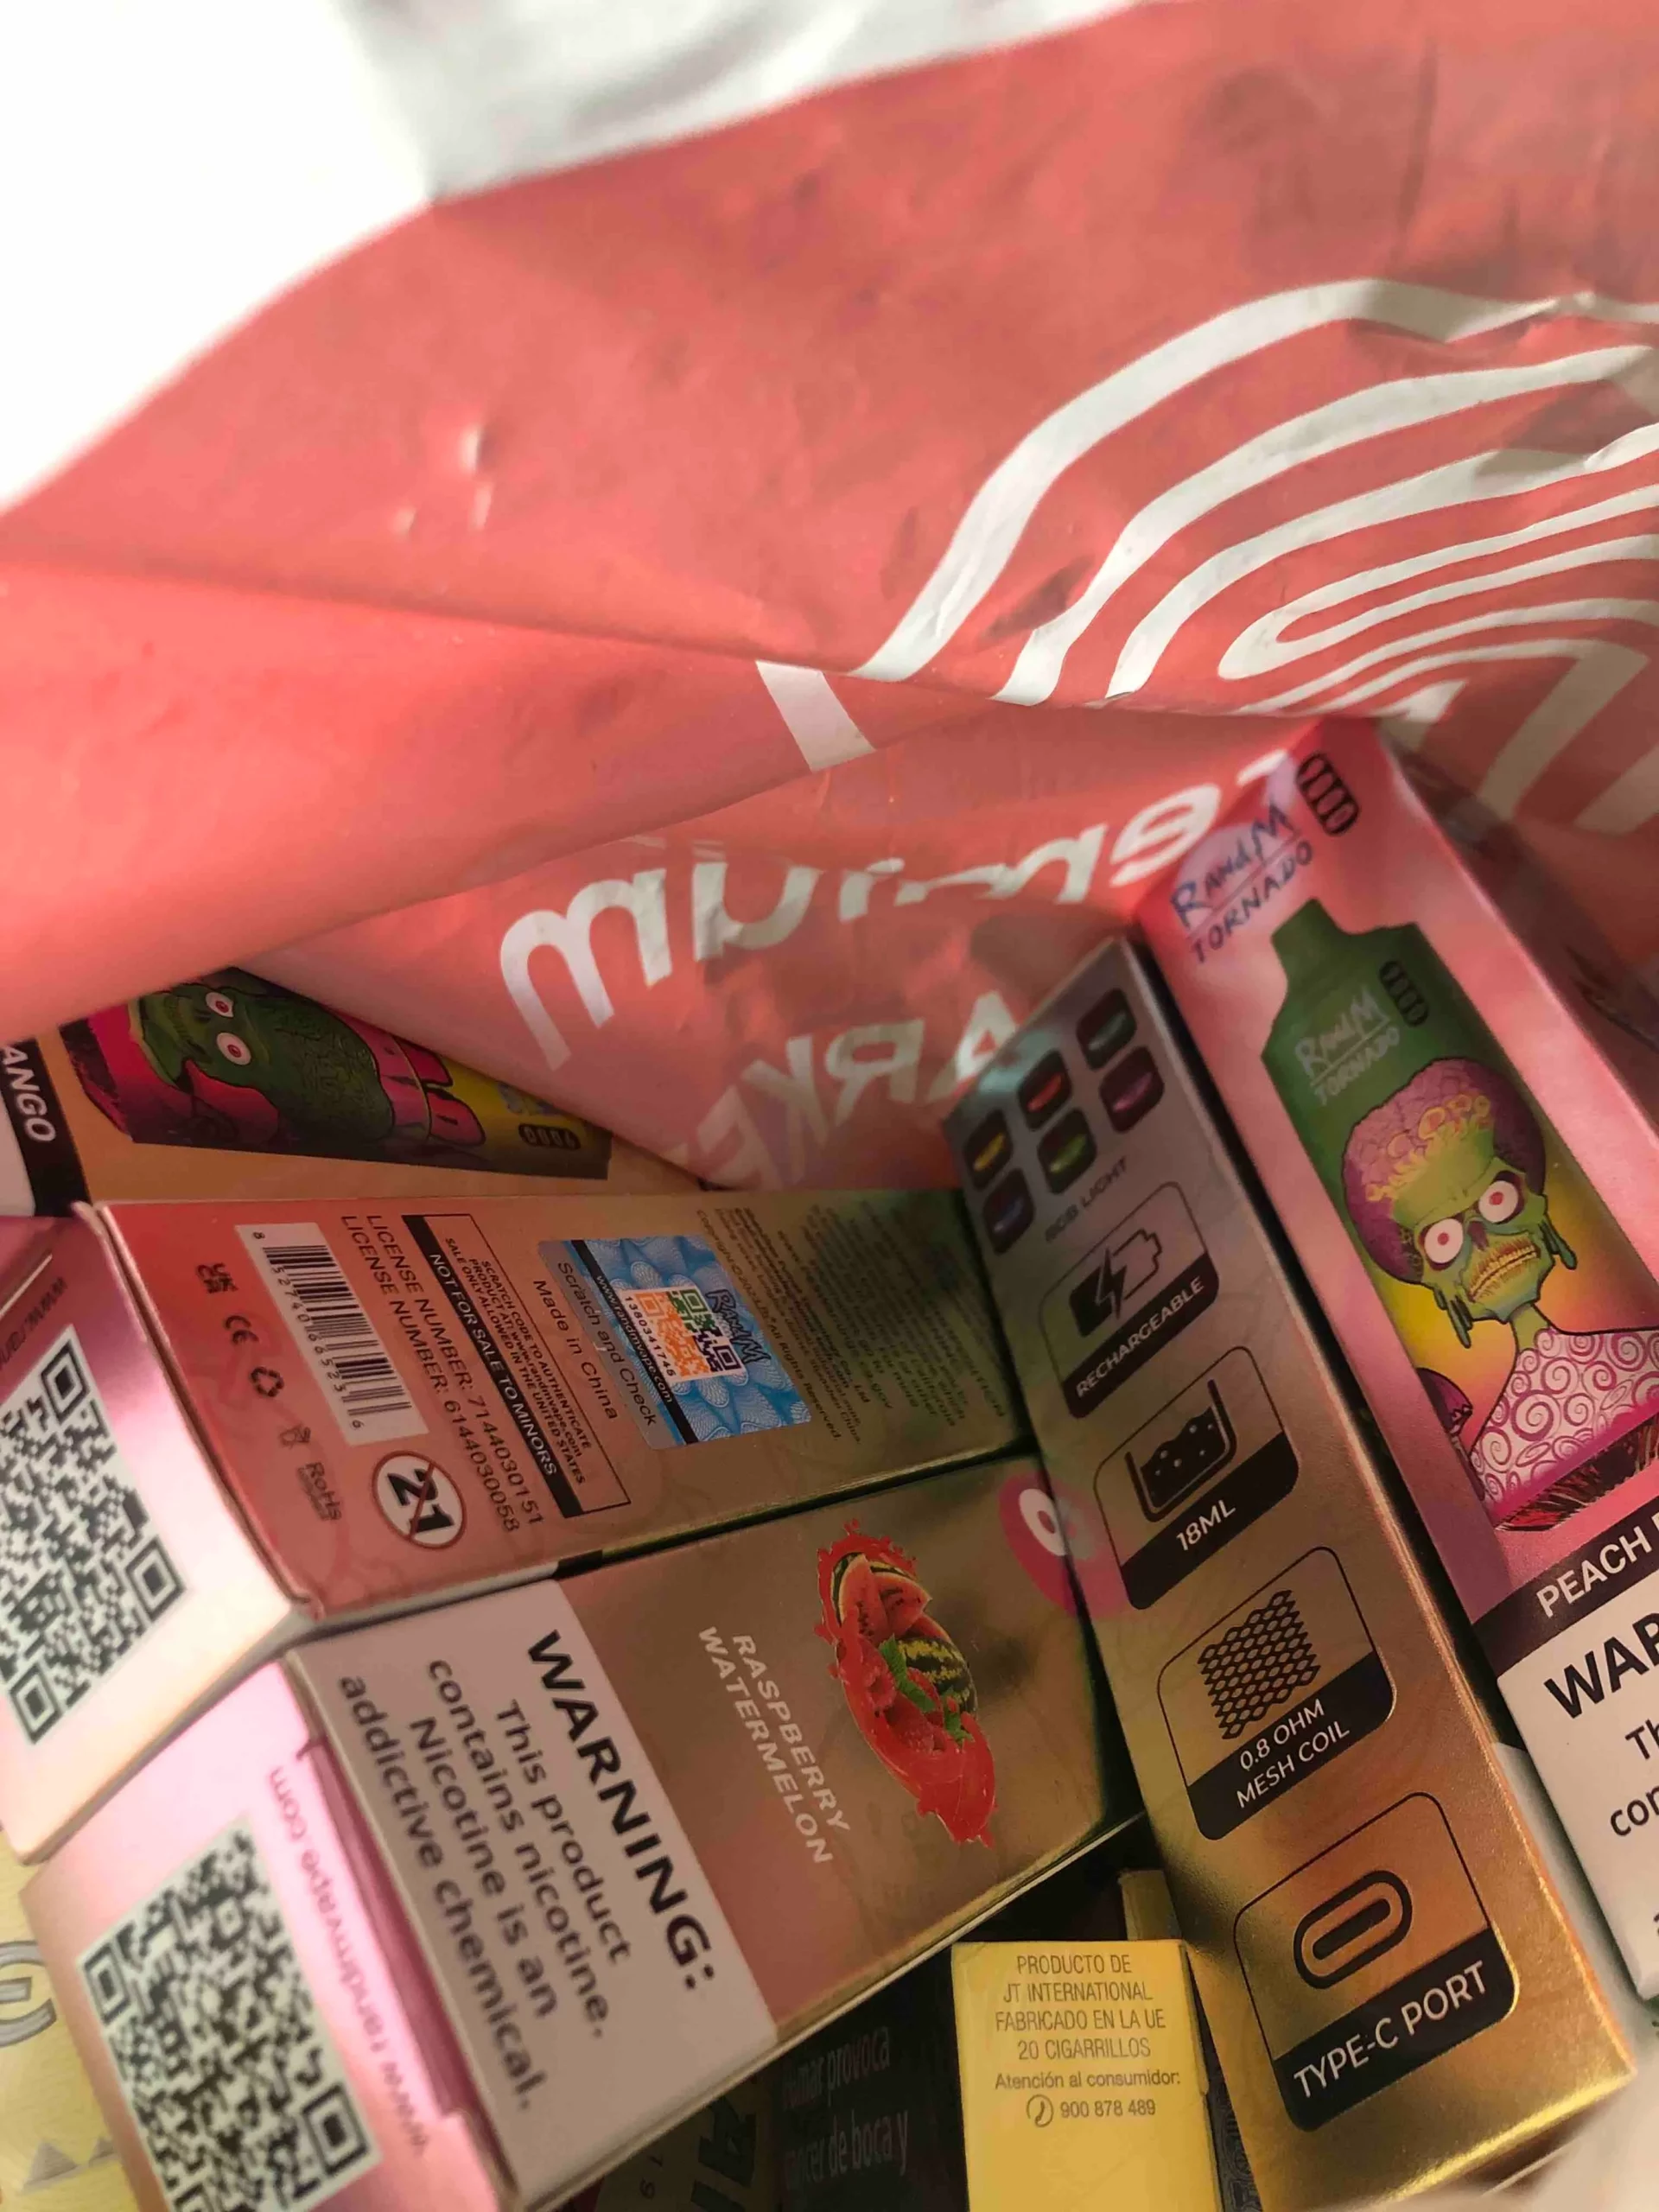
xmin=9 ymin=4 xmax=1659 ymax=1190
xmin=1140 ymin=721 xmax=1659 ymax=1995
xmin=0 ymin=1216 xmax=301 ymax=1858
xmin=21 ymin=1666 xmax=503 ymax=2212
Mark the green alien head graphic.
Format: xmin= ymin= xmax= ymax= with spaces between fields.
xmin=132 ymin=969 xmax=397 ymax=1150
xmin=1341 ymin=1057 xmax=1577 ymax=1353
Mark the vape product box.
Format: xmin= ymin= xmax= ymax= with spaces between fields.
xmin=953 ymin=1938 xmax=1223 ymax=2212
xmin=1140 ymin=725 xmax=1659 ymax=1999
xmin=0 ymin=1830 xmax=137 ymax=2212
xmin=0 ymin=1186 xmax=1020 ymax=1858
xmin=945 ymin=939 xmax=1637 ymax=2208
xmin=26 ymin=1456 xmax=1121 ymax=2212
xmin=1 ymin=968 xmax=690 ymax=1212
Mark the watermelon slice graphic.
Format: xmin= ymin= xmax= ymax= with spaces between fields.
xmin=817 ymin=1526 xmax=996 ymax=1847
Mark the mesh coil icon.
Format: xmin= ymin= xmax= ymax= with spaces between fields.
xmin=1198 ymin=1587 xmax=1319 ymax=1740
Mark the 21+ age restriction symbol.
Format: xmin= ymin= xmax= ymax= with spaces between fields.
xmin=374 ymin=1452 xmax=464 ymax=1548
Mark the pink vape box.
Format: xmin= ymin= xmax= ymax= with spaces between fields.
xmin=23 ymin=1665 xmax=505 ymax=2212
xmin=0 ymin=1189 xmax=1017 ymax=1861
xmin=24 ymin=1456 xmax=1115 ymax=2212
xmin=1140 ymin=723 xmax=1659 ymax=1995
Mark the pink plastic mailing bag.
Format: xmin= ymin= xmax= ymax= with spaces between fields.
xmin=6 ymin=1 xmax=1659 ymax=1185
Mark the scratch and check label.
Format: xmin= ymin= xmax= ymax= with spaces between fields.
xmin=553 ymin=1236 xmax=810 ymax=1449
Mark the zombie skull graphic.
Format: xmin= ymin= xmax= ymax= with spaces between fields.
xmin=105 ymin=969 xmax=486 ymax=1157
xmin=1342 ymin=1057 xmax=1574 ymax=1351
xmin=134 ymin=971 xmax=398 ymax=1148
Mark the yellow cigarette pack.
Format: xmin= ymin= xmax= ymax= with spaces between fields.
xmin=952 ymin=1939 xmax=1222 ymax=2212
xmin=0 ymin=1832 xmax=135 ymax=2211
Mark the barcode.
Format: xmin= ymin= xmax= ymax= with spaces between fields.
xmin=238 ymin=1224 xmax=426 ymax=1447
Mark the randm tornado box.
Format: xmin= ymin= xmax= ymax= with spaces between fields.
xmin=947 ymin=935 xmax=1637 ymax=2209
xmin=2 ymin=968 xmax=688 ymax=1211
xmin=1141 ymin=724 xmax=1659 ymax=2001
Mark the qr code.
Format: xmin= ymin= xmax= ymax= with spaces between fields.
xmin=81 ymin=1821 xmax=378 ymax=2211
xmin=617 ymin=1284 xmax=747 ymax=1382
xmin=0 ymin=1327 xmax=185 ymax=1742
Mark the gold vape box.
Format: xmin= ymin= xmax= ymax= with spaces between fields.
xmin=28 ymin=1458 xmax=1124 ymax=2212
xmin=944 ymin=940 xmax=1637 ymax=2208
